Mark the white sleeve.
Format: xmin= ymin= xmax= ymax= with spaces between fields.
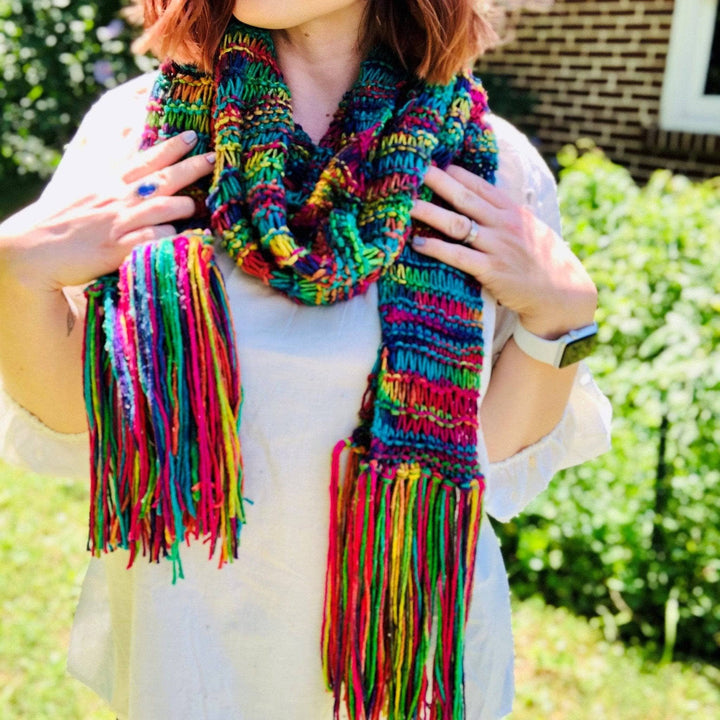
xmin=481 ymin=115 xmax=612 ymax=523
xmin=0 ymin=74 xmax=155 ymax=479
xmin=0 ymin=387 xmax=89 ymax=478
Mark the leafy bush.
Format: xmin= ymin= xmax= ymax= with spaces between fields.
xmin=498 ymin=142 xmax=720 ymax=662
xmin=0 ymin=0 xmax=147 ymax=214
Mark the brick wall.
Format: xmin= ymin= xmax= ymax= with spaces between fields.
xmin=476 ymin=0 xmax=720 ymax=181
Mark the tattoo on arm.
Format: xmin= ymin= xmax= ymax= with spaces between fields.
xmin=67 ymin=307 xmax=76 ymax=336
xmin=62 ymin=286 xmax=84 ymax=337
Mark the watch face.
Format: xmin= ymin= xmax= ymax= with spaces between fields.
xmin=559 ymin=333 xmax=598 ymax=368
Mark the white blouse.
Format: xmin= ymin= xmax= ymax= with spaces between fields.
xmin=0 ymin=74 xmax=612 ymax=720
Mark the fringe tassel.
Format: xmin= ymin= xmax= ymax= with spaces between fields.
xmin=322 ymin=440 xmax=483 ymax=720
xmin=83 ymin=231 xmax=244 ymax=579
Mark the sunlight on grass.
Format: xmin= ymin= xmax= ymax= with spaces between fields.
xmin=0 ymin=459 xmax=718 ymax=719
xmin=0 ymin=461 xmax=113 ymax=720
xmin=511 ymin=597 xmax=720 ymax=719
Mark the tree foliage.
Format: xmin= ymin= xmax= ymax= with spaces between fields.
xmin=0 ymin=0 xmax=145 ymax=212
xmin=499 ymin=143 xmax=720 ymax=662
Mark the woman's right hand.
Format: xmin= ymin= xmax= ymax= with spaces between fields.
xmin=0 ymin=129 xmax=215 ymax=292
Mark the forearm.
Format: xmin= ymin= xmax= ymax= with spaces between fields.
xmin=480 ymin=275 xmax=597 ymax=463
xmin=0 ymin=129 xmax=215 ymax=436
xmin=480 ymin=336 xmax=578 ymax=463
xmin=0 ymin=240 xmax=87 ymax=433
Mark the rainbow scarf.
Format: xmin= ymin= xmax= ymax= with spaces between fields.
xmin=84 ymin=19 xmax=497 ymax=720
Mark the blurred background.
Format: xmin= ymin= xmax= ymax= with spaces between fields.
xmin=1 ymin=1 xmax=718 ymax=718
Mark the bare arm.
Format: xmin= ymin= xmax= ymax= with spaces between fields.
xmin=0 ymin=266 xmax=87 ymax=432
xmin=0 ymin=132 xmax=215 ymax=433
xmin=411 ymin=165 xmax=597 ymax=462
xmin=478 ymin=338 xmax=587 ymax=463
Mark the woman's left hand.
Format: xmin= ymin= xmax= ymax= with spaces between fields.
xmin=410 ymin=164 xmax=598 ymax=339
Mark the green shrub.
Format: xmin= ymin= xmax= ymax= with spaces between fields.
xmin=498 ymin=142 xmax=720 ymax=662
xmin=0 ymin=0 xmax=147 ymax=214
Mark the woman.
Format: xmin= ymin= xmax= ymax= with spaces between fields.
xmin=0 ymin=1 xmax=611 ymax=718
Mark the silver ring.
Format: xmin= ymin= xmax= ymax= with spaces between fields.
xmin=135 ymin=181 xmax=159 ymax=199
xmin=461 ymin=219 xmax=481 ymax=247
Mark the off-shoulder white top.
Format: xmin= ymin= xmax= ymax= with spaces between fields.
xmin=0 ymin=74 xmax=611 ymax=720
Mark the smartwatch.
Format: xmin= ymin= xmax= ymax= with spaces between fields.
xmin=512 ymin=321 xmax=598 ymax=369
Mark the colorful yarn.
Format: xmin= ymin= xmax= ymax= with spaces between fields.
xmin=322 ymin=249 xmax=487 ymax=720
xmin=85 ymin=232 xmax=243 ymax=580
xmin=84 ymin=19 xmax=497 ymax=719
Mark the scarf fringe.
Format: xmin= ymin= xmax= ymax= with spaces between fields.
xmin=84 ymin=232 xmax=244 ymax=579
xmin=322 ymin=439 xmax=483 ymax=720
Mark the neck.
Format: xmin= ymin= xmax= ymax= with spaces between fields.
xmin=272 ymin=5 xmax=366 ymax=143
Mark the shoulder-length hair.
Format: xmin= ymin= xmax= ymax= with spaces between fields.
xmin=131 ymin=1 xmax=498 ymax=84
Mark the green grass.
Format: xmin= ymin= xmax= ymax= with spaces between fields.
xmin=1 ymin=460 xmax=718 ymax=719
xmin=511 ymin=598 xmax=720 ymax=719
xmin=0 ymin=461 xmax=113 ymax=719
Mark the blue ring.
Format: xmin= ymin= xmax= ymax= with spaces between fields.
xmin=136 ymin=181 xmax=159 ymax=198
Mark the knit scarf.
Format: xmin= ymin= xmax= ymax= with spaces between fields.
xmin=83 ymin=19 xmax=497 ymax=720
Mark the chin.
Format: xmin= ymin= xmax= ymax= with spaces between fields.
xmin=232 ymin=12 xmax=295 ymax=30
xmin=232 ymin=1 xmax=365 ymax=31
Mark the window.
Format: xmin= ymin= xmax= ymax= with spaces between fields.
xmin=661 ymin=0 xmax=720 ymax=135
xmin=705 ymin=5 xmax=720 ymax=94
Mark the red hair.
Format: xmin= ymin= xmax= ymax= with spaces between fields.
xmin=364 ymin=0 xmax=498 ymax=83
xmin=131 ymin=1 xmax=498 ymax=84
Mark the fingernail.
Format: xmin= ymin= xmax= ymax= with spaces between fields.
xmin=181 ymin=130 xmax=197 ymax=144
xmin=412 ymin=235 xmax=427 ymax=248
xmin=205 ymin=152 xmax=216 ymax=163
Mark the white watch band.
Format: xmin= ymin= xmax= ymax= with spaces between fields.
xmin=512 ymin=321 xmax=598 ymax=368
